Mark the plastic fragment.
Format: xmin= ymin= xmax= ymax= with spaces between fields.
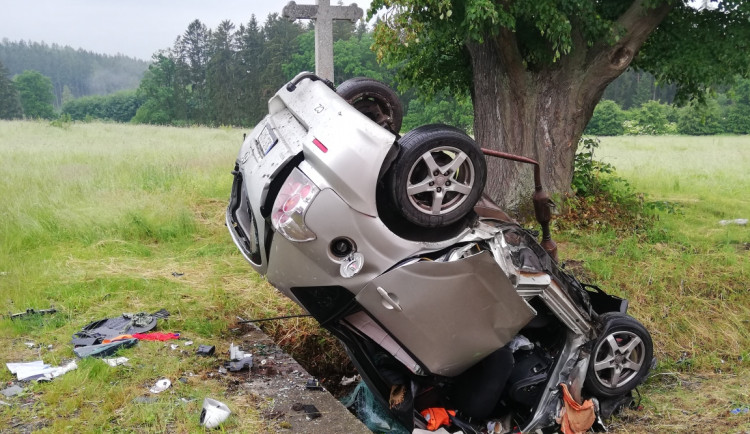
xmin=731 ymin=407 xmax=750 ymax=415
xmin=102 ymin=357 xmax=129 ymax=367
xmin=306 ymin=378 xmax=323 ymax=390
xmin=303 ymin=404 xmax=321 ymax=420
xmin=1 ymin=385 xmax=23 ymax=397
xmin=6 ymin=360 xmax=77 ymax=381
xmin=197 ymin=345 xmax=215 ymax=356
xmin=200 ymin=397 xmax=231 ymax=428
xmin=149 ymin=378 xmax=171 ymax=394
xmin=228 ymin=343 xmax=253 ymax=371
xmin=73 ymin=338 xmax=138 ymax=358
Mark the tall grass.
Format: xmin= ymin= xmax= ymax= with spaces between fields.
xmin=0 ymin=121 xmax=290 ymax=431
xmin=563 ymin=135 xmax=749 ymax=373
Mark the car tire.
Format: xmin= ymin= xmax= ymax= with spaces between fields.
xmin=385 ymin=124 xmax=487 ymax=228
xmin=584 ymin=313 xmax=654 ymax=398
xmin=336 ymin=77 xmax=403 ymax=134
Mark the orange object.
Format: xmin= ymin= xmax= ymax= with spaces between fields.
xmin=420 ymin=407 xmax=456 ymax=431
xmin=101 ymin=334 xmax=134 ymax=344
xmin=558 ymin=383 xmax=596 ymax=434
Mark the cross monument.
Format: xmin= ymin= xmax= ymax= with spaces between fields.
xmin=283 ymin=0 xmax=363 ymax=82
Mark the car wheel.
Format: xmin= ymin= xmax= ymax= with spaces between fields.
xmin=336 ymin=77 xmax=403 ymax=134
xmin=584 ymin=313 xmax=654 ymax=398
xmin=386 ymin=125 xmax=487 ymax=228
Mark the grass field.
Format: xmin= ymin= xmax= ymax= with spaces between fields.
xmin=0 ymin=122 xmax=748 ymax=432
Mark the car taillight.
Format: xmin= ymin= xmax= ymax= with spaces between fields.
xmin=271 ymin=168 xmax=320 ymax=242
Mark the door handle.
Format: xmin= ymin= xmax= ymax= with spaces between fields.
xmin=376 ymin=287 xmax=402 ymax=312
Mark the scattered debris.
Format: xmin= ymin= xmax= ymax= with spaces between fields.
xmin=302 ymin=404 xmax=322 ymax=420
xmin=200 ymin=397 xmax=231 ymax=429
xmin=197 ymin=345 xmax=215 ymax=356
xmin=731 ymin=407 xmax=749 ymax=415
xmin=340 ymin=375 xmax=360 ymax=386
xmin=6 ymin=360 xmax=77 ymax=381
xmin=228 ymin=343 xmax=253 ymax=372
xmin=149 ymin=378 xmax=171 ymax=394
xmin=0 ymin=400 xmax=10 ymax=406
xmin=73 ymin=338 xmax=138 ymax=358
xmin=171 ymin=272 xmax=184 ymax=277
xmin=306 ymin=378 xmax=323 ymax=390
xmin=341 ymin=381 xmax=407 ymax=433
xmin=1 ymin=385 xmax=23 ymax=397
xmin=71 ymin=309 xmax=169 ymax=346
xmin=218 ymin=366 xmax=227 ymax=375
xmin=170 ymin=344 xmax=179 ymax=350
xmin=24 ymin=342 xmax=35 ymax=349
xmin=102 ymin=357 xmax=129 ymax=367
xmin=184 ymin=340 xmax=194 ymax=346
xmin=719 ymin=218 xmax=748 ymax=226
xmin=6 ymin=307 xmax=57 ymax=320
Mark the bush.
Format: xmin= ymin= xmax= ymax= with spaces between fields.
xmin=585 ymin=100 xmax=625 ymax=135
xmin=677 ymin=100 xmax=723 ymax=135
xmin=626 ymin=101 xmax=677 ymax=135
xmin=62 ymin=90 xmax=143 ymax=123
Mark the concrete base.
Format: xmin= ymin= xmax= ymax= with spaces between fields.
xmin=233 ymin=325 xmax=371 ymax=433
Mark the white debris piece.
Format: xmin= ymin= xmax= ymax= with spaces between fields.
xmin=719 ymin=218 xmax=748 ymax=226
xmin=7 ymin=360 xmax=77 ymax=381
xmin=149 ymin=378 xmax=171 ymax=394
xmin=102 ymin=357 xmax=129 ymax=367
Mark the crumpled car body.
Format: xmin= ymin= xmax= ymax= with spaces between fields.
xmin=227 ymin=72 xmax=653 ymax=432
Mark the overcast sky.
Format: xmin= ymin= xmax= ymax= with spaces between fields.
xmin=1 ymin=0 xmax=374 ymax=61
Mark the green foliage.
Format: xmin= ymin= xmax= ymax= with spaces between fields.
xmin=638 ymin=2 xmax=750 ymax=103
xmin=724 ymin=78 xmax=750 ymax=134
xmin=626 ymin=100 xmax=677 ymax=135
xmin=585 ymin=100 xmax=625 ymax=136
xmin=0 ymin=61 xmax=22 ymax=119
xmin=62 ymin=90 xmax=143 ymax=122
xmin=13 ymin=70 xmax=55 ymax=119
xmin=402 ymin=91 xmax=474 ymax=133
xmin=49 ymin=112 xmax=72 ymax=129
xmin=572 ymin=137 xmax=617 ymax=198
xmin=677 ymin=99 xmax=723 ymax=135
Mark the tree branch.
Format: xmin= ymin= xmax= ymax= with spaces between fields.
xmin=587 ymin=0 xmax=674 ymax=82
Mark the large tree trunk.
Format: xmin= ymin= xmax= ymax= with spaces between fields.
xmin=467 ymin=0 xmax=672 ymax=210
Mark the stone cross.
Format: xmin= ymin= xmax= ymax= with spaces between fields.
xmin=283 ymin=0 xmax=363 ymax=82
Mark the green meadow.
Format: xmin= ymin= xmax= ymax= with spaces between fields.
xmin=0 ymin=121 xmax=748 ymax=432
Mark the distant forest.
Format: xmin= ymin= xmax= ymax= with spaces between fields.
xmin=1 ymin=15 xmax=749 ymax=135
xmin=0 ymin=39 xmax=149 ymax=107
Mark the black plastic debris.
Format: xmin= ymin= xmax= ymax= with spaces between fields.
xmin=306 ymin=378 xmax=323 ymax=390
xmin=196 ymin=345 xmax=215 ymax=356
xmin=302 ymin=404 xmax=321 ymax=420
xmin=71 ymin=309 xmax=169 ymax=346
xmin=7 ymin=307 xmax=57 ymax=320
xmin=73 ymin=338 xmax=138 ymax=358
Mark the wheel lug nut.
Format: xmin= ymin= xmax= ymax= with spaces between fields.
xmin=429 ymin=182 xmax=434 ymax=186
xmin=436 ymin=187 xmax=442 ymax=192
xmin=433 ymin=170 xmax=440 ymax=176
xmin=446 ymin=181 xmax=451 ymax=186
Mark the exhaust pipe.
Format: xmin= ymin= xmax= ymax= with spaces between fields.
xmin=481 ymin=148 xmax=558 ymax=262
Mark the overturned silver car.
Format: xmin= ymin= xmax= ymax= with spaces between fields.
xmin=227 ymin=72 xmax=653 ymax=433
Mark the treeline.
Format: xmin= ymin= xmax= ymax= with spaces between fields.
xmin=0 ymin=39 xmax=149 ymax=107
xmin=586 ymin=78 xmax=750 ymax=135
xmin=130 ymin=14 xmax=468 ymax=131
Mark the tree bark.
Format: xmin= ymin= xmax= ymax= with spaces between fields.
xmin=467 ymin=0 xmax=672 ymax=210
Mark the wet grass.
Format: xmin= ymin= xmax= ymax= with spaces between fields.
xmin=0 ymin=122 xmax=748 ymax=432
xmin=0 ymin=120 xmax=301 ymax=432
xmin=560 ymin=135 xmax=750 ymax=432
